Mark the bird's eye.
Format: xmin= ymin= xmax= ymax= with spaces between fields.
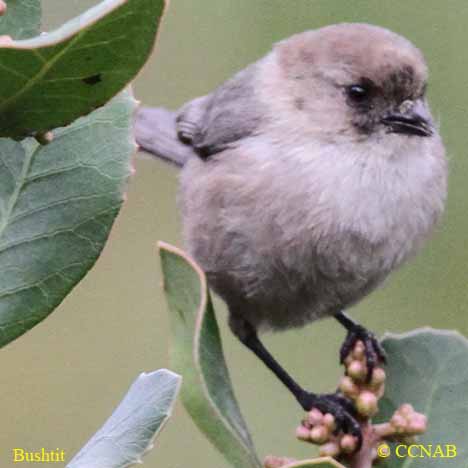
xmin=346 ymin=84 xmax=370 ymax=102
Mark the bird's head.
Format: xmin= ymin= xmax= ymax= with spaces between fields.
xmin=273 ymin=23 xmax=435 ymax=145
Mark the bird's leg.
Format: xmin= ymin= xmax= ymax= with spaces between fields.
xmin=335 ymin=310 xmax=386 ymax=382
xmin=235 ymin=319 xmax=362 ymax=446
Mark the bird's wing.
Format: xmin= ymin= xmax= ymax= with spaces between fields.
xmin=134 ymin=107 xmax=195 ymax=167
xmin=176 ymin=62 xmax=265 ymax=158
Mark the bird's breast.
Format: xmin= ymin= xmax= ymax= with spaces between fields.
xmin=180 ymin=135 xmax=446 ymax=330
xmin=273 ymin=137 xmax=446 ymax=276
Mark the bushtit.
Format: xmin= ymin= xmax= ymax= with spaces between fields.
xmin=135 ymin=23 xmax=447 ymax=445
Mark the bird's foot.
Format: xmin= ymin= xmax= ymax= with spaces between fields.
xmin=340 ymin=325 xmax=386 ymax=382
xmin=298 ymin=391 xmax=362 ymax=450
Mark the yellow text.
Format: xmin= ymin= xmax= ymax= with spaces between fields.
xmin=13 ymin=448 xmax=65 ymax=463
xmin=395 ymin=444 xmax=457 ymax=459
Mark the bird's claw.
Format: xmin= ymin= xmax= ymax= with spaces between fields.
xmin=299 ymin=391 xmax=362 ymax=450
xmin=340 ymin=324 xmax=386 ymax=381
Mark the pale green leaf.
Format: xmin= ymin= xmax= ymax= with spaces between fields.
xmin=159 ymin=242 xmax=262 ymax=468
xmin=0 ymin=0 xmax=166 ymax=138
xmin=0 ymin=89 xmax=135 ymax=347
xmin=377 ymin=328 xmax=468 ymax=467
xmin=0 ymin=0 xmax=41 ymax=39
xmin=67 ymin=369 xmax=182 ymax=468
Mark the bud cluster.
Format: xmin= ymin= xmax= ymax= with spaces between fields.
xmin=264 ymin=340 xmax=428 ymax=467
xmin=296 ymin=408 xmax=358 ymax=457
xmin=374 ymin=403 xmax=427 ymax=442
xmin=339 ymin=341 xmax=385 ymax=417
xmin=292 ymin=340 xmax=427 ymax=464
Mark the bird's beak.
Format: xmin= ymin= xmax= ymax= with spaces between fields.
xmin=381 ymin=99 xmax=433 ymax=137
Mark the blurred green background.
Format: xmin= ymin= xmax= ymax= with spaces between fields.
xmin=1 ymin=1 xmax=467 ymax=466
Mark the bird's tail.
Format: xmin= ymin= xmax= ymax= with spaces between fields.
xmin=134 ymin=106 xmax=195 ymax=167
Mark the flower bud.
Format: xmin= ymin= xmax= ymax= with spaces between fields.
xmin=319 ymin=442 xmax=340 ymax=458
xmin=339 ymin=376 xmax=359 ymax=398
xmin=370 ymin=367 xmax=386 ymax=387
xmin=407 ymin=414 xmax=427 ymax=434
xmin=295 ymin=425 xmax=310 ymax=441
xmin=356 ymin=390 xmax=378 ymax=417
xmin=340 ymin=434 xmax=358 ymax=454
xmin=322 ymin=413 xmax=336 ymax=432
xmin=347 ymin=360 xmax=367 ymax=381
xmin=390 ymin=413 xmax=407 ymax=432
xmin=307 ymin=408 xmax=323 ymax=426
xmin=400 ymin=403 xmax=414 ymax=416
xmin=310 ymin=426 xmax=329 ymax=444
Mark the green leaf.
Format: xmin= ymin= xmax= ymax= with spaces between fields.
xmin=377 ymin=328 xmax=468 ymax=468
xmin=159 ymin=242 xmax=262 ymax=468
xmin=67 ymin=369 xmax=182 ymax=468
xmin=0 ymin=89 xmax=135 ymax=348
xmin=283 ymin=458 xmax=346 ymax=468
xmin=0 ymin=0 xmax=166 ymax=138
xmin=0 ymin=0 xmax=41 ymax=39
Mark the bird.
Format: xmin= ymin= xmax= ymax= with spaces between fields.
xmin=134 ymin=23 xmax=447 ymax=445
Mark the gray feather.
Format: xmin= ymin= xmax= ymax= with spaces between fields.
xmin=134 ymin=106 xmax=195 ymax=167
xmin=176 ymin=62 xmax=265 ymax=158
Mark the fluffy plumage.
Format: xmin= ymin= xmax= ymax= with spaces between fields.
xmin=135 ymin=23 xmax=447 ymax=438
xmin=136 ymin=23 xmax=447 ymax=338
xmin=176 ymin=24 xmax=447 ymax=337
